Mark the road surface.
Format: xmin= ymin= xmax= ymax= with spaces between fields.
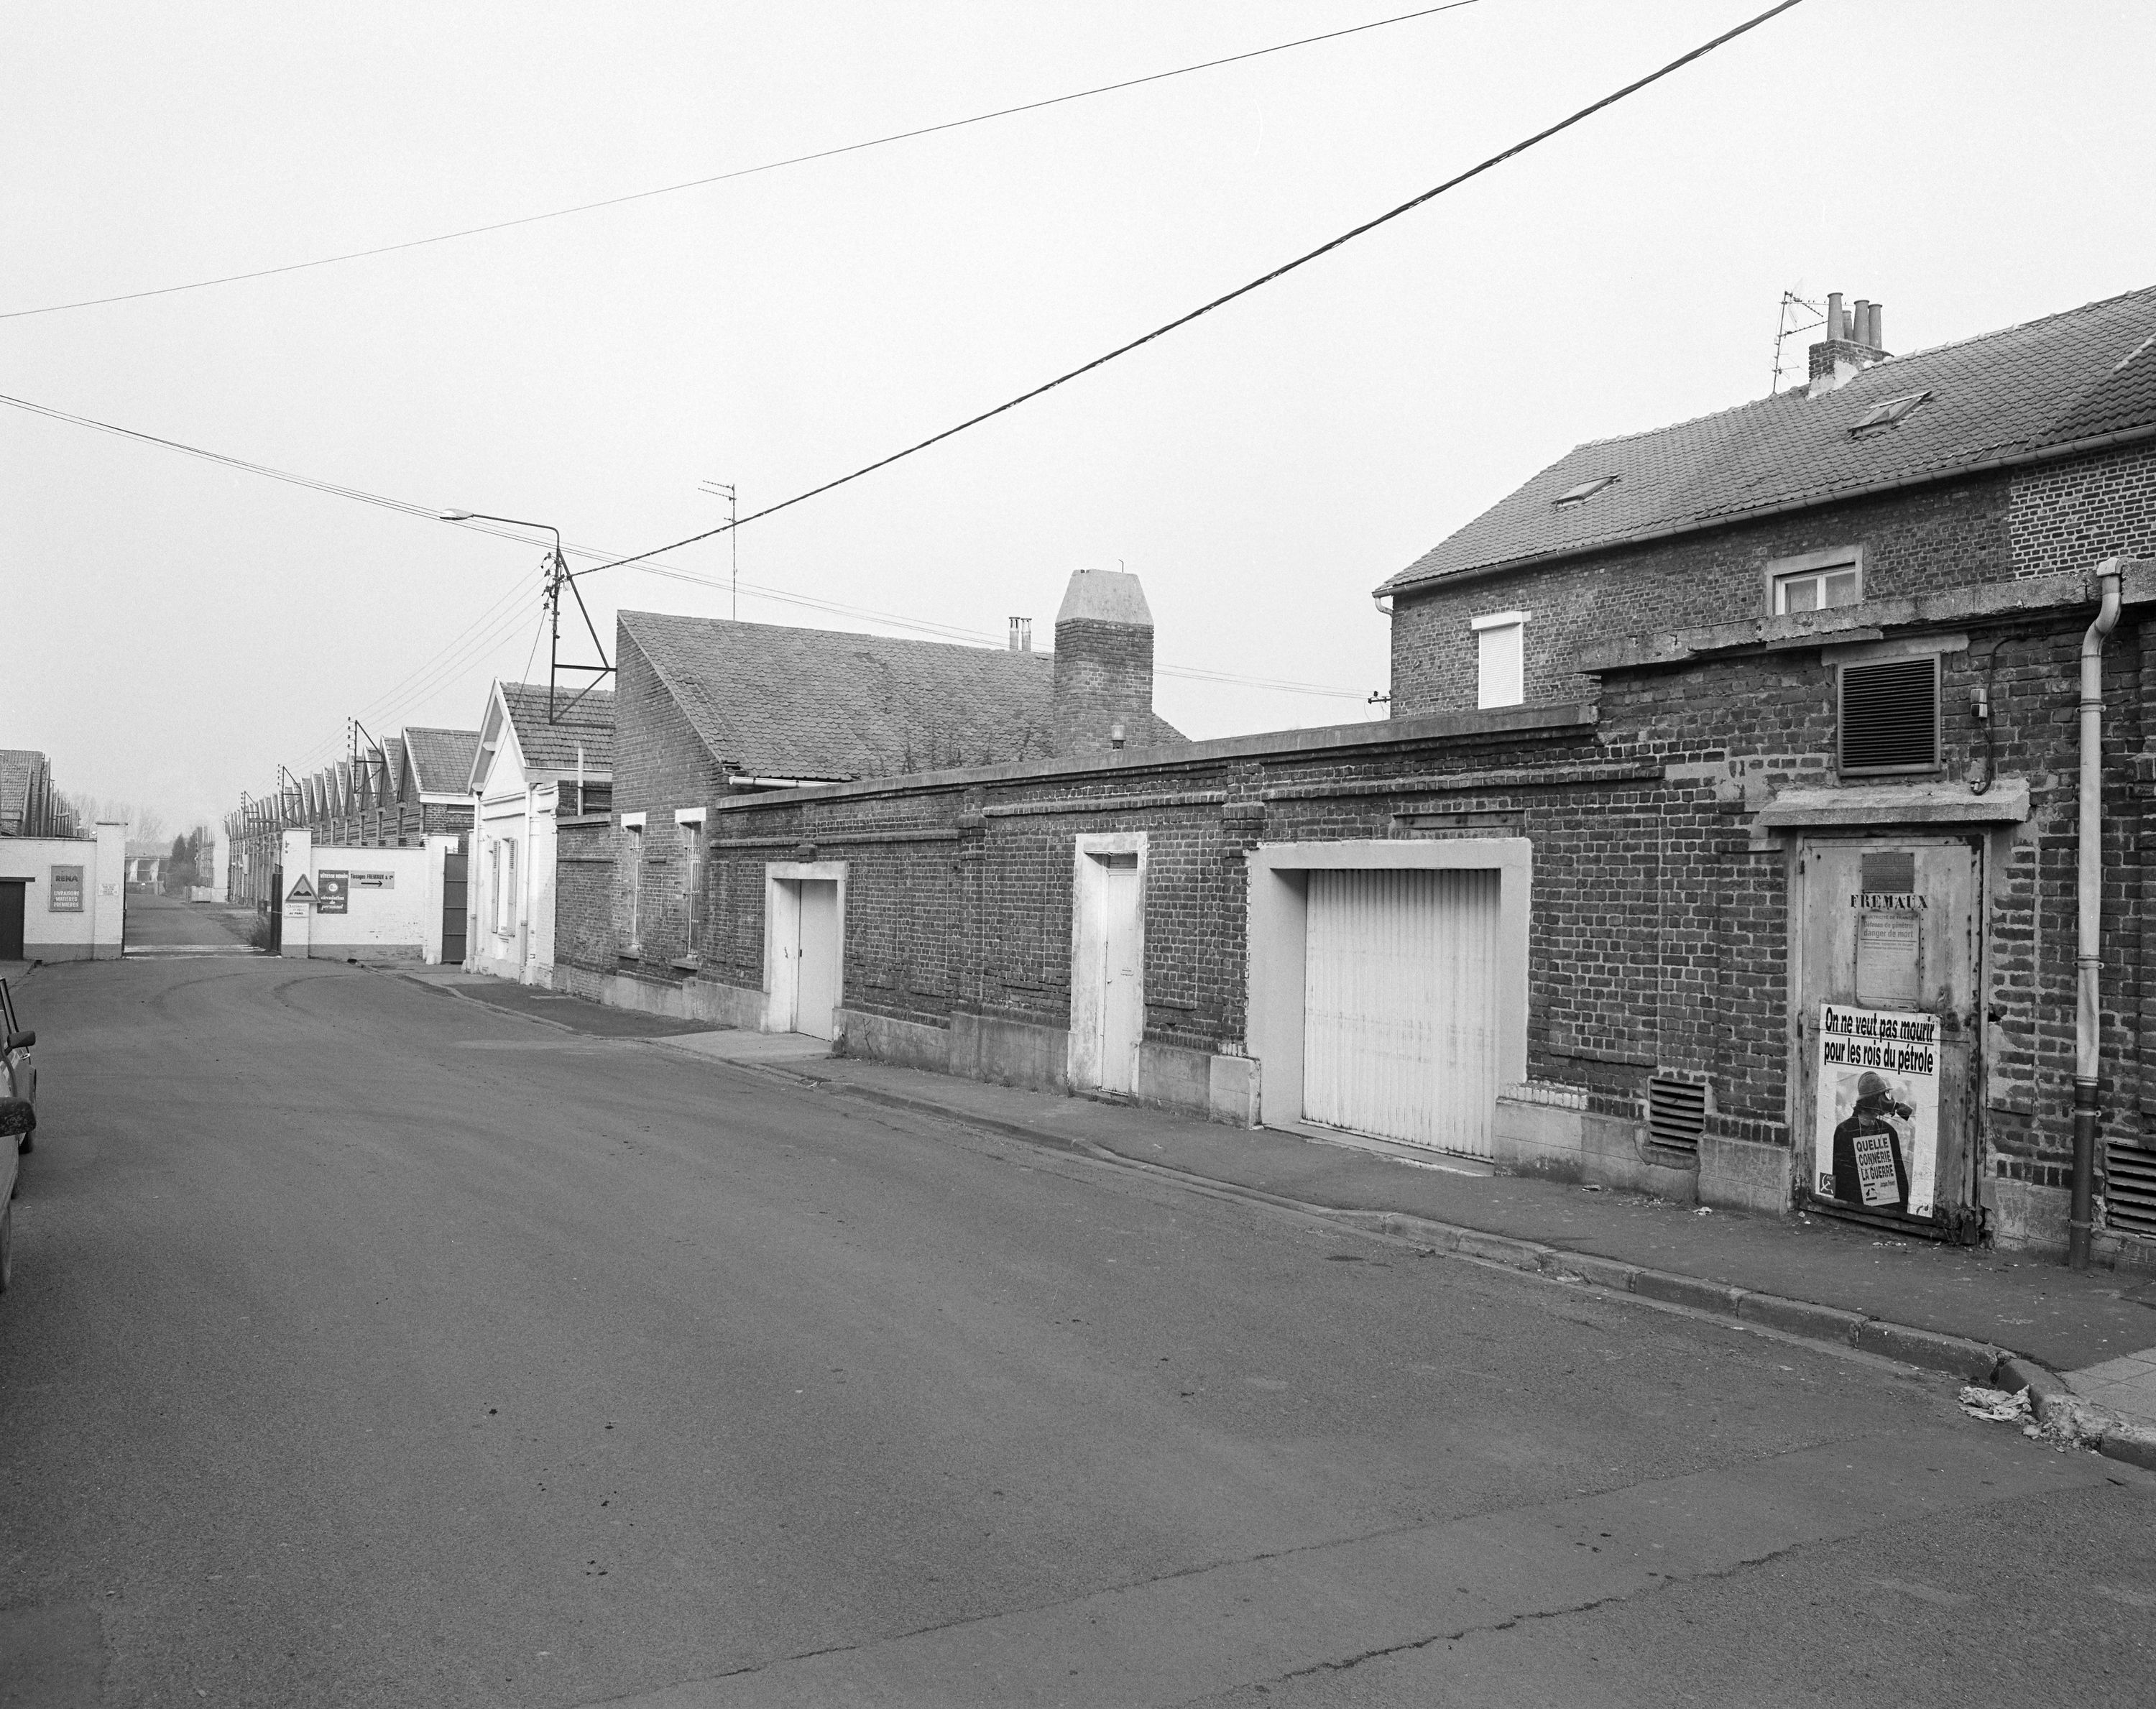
xmin=1 ymin=957 xmax=2149 ymax=1706
xmin=119 ymin=892 xmax=259 ymax=951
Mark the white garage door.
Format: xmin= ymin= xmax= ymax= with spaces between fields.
xmin=1302 ymin=867 xmax=1502 ymax=1157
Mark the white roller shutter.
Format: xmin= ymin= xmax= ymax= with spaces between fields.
xmin=1302 ymin=867 xmax=1502 ymax=1157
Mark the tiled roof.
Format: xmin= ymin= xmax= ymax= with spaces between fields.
xmin=401 ymin=727 xmax=480 ymax=796
xmin=621 ymin=611 xmax=1076 ymax=780
xmin=1381 ymin=285 xmax=2156 ymax=594
xmin=499 ymin=683 xmax=614 ymax=775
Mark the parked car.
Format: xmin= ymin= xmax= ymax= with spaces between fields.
xmin=0 ymin=977 xmax=37 ymax=1292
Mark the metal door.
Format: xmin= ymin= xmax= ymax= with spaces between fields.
xmin=794 ymin=879 xmax=840 ymax=1041
xmin=1793 ymin=837 xmax=1981 ymax=1240
xmin=0 ymin=882 xmax=23 ymax=960
xmin=441 ymin=842 xmax=468 ymax=965
xmin=1303 ymin=867 xmax=1502 ymax=1157
xmin=1097 ymin=860 xmax=1143 ymax=1095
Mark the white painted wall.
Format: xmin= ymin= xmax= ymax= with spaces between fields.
xmin=306 ymin=843 xmax=437 ymax=959
xmin=0 ymin=823 xmax=126 ymax=959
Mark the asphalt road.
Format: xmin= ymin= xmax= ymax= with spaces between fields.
xmin=1 ymin=958 xmax=2150 ymax=1708
xmin=120 ymin=893 xmax=259 ymax=950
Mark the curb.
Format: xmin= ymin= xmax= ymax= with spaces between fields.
xmin=790 ymin=1067 xmax=2030 ymax=1388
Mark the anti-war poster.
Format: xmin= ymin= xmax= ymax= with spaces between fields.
xmin=1813 ymin=1003 xmax=1941 ymax=1218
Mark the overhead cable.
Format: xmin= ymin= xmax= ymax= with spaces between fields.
xmin=0 ymin=388 xmax=1365 ymax=719
xmin=0 ymin=3 xmax=1479 ymax=322
xmin=581 ymin=0 xmax=1806 ymax=579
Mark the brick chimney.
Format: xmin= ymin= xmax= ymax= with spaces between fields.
xmin=1051 ymin=568 xmax=1156 ymax=756
xmin=1808 ymin=291 xmax=1889 ymax=396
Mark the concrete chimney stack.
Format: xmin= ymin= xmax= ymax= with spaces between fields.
xmin=1051 ymin=568 xmax=1156 ymax=757
xmin=1808 ymin=287 xmax=1892 ymax=397
xmin=1008 ymin=617 xmax=1032 ymax=653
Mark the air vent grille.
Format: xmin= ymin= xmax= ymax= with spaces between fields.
xmin=2106 ymin=1143 xmax=2156 ymax=1238
xmin=1840 ymin=656 xmax=1940 ymax=775
xmin=1646 ymin=1074 xmax=1708 ymax=1156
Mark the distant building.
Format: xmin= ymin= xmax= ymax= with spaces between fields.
xmin=466 ymin=682 xmax=614 ymax=986
xmin=0 ymin=750 xmax=71 ymax=839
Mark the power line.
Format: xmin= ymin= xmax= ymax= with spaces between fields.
xmin=0 ymin=3 xmax=1480 ymax=323
xmin=582 ymin=0 xmax=1807 ymax=580
xmin=0 ymin=387 xmax=1368 ymax=734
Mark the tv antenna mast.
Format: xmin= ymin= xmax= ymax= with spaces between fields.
xmin=699 ymin=481 xmax=739 ymax=620
xmin=1772 ymin=290 xmax=1828 ymax=395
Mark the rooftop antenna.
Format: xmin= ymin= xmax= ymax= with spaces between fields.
xmin=1772 ymin=289 xmax=1827 ymax=395
xmin=699 ymin=481 xmax=739 ymax=620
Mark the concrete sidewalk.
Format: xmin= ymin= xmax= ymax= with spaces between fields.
xmin=710 ymin=1049 xmax=2156 ymax=1386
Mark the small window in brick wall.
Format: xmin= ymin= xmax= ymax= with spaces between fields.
xmin=1472 ymin=611 xmax=1527 ymax=709
xmin=1646 ymin=1072 xmax=1708 ymax=1158
xmin=1838 ymin=656 xmax=1941 ymax=775
xmin=683 ymin=821 xmax=704 ymax=961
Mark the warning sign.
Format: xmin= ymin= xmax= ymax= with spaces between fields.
xmin=315 ymin=871 xmax=349 ymax=916
xmin=286 ymin=873 xmax=315 ymax=903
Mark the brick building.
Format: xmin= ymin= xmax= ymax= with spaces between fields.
xmin=555 ymin=573 xmax=1184 ymax=1028
xmin=553 ymin=285 xmax=2156 ymax=1266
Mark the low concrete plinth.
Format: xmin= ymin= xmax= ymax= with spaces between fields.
xmin=1493 ymin=1090 xmax=1697 ymax=1202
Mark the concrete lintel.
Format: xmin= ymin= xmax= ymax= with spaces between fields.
xmin=1577 ymin=563 xmax=2148 ymax=676
xmin=1756 ymin=777 xmax=2030 ymax=828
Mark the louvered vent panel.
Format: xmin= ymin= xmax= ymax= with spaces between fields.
xmin=1646 ymin=1074 xmax=1708 ymax=1156
xmin=1841 ymin=657 xmax=1940 ymax=773
xmin=2106 ymin=1143 xmax=2156 ymax=1238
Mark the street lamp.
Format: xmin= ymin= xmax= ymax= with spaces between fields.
xmin=436 ymin=510 xmax=613 ymax=722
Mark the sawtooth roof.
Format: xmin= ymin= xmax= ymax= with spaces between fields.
xmin=1381 ymin=285 xmax=2156 ymax=594
xmin=499 ymin=683 xmax=614 ymax=775
xmin=0 ymin=750 xmax=47 ymax=831
xmin=401 ymin=727 xmax=480 ymax=796
xmin=621 ymin=610 xmax=1089 ymax=780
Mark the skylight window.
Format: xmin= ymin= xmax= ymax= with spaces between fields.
xmin=1554 ymin=474 xmax=1619 ymax=508
xmin=1851 ymin=390 xmax=1932 ymax=433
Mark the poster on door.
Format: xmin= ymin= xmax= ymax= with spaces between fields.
xmin=1813 ymin=1004 xmax=1941 ymax=1217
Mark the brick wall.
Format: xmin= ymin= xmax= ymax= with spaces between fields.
xmin=1051 ymin=617 xmax=1155 ymax=755
xmin=1390 ymin=471 xmax=2016 ymax=717
xmin=2009 ymin=443 xmax=2156 ymax=578
xmin=1391 ymin=442 xmax=2156 ymax=719
xmin=607 ymin=629 xmax=728 ymax=975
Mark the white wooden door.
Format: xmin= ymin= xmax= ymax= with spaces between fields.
xmin=1098 ymin=860 xmax=1143 ymax=1095
xmin=794 ymin=880 xmax=840 ymax=1041
xmin=1303 ymin=867 xmax=1502 ymax=1156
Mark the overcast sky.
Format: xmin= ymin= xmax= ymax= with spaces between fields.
xmin=6 ymin=0 xmax=2152 ymax=832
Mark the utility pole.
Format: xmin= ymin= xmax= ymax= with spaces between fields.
xmin=438 ymin=512 xmax=612 ymax=723
xmin=700 ymin=481 xmax=738 ymax=620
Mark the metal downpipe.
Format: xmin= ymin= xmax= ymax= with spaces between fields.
xmin=2070 ymin=557 xmax=2123 ymax=1271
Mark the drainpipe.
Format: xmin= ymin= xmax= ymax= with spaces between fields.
xmin=2070 ymin=556 xmax=2123 ymax=1271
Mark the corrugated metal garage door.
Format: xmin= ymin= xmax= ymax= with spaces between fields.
xmin=1303 ymin=867 xmax=1501 ymax=1157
